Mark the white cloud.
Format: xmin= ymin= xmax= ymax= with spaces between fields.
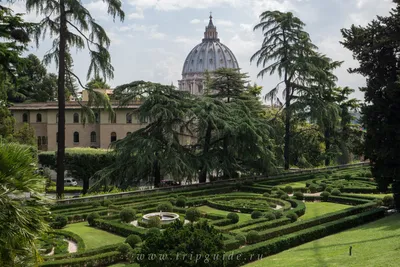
xmin=128 ymin=8 xmax=145 ymax=19
xmin=128 ymin=0 xmax=242 ymax=11
xmin=190 ymin=19 xmax=201 ymax=24
xmin=203 ymin=19 xmax=234 ymax=27
xmin=117 ymin=24 xmax=166 ymax=40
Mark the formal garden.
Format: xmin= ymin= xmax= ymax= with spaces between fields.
xmin=38 ymin=165 xmax=396 ymax=267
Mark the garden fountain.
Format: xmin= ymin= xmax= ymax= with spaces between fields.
xmin=142 ymin=210 xmax=180 ymax=225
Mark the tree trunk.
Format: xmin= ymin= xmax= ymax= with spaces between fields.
xmin=153 ymin=159 xmax=161 ymax=187
xmin=82 ymin=178 xmax=89 ymax=195
xmin=324 ymin=128 xmax=331 ymax=166
xmin=199 ymin=122 xmax=212 ymax=183
xmin=56 ymin=0 xmax=67 ymax=199
xmin=284 ymin=83 xmax=291 ymax=170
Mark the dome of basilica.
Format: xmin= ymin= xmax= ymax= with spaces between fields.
xmin=178 ymin=15 xmax=240 ymax=95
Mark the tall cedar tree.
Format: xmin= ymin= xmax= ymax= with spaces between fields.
xmin=341 ymin=0 xmax=400 ymax=208
xmin=251 ymin=11 xmax=332 ymax=170
xmin=26 ymin=0 xmax=124 ymax=198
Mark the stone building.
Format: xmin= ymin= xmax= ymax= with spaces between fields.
xmin=178 ymin=14 xmax=239 ymax=95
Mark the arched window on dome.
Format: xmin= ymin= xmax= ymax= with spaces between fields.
xmin=191 ymin=59 xmax=194 ymax=64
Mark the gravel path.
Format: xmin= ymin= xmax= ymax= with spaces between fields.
xmin=45 ymin=247 xmax=54 ymax=256
xmin=65 ymin=239 xmax=77 ymax=253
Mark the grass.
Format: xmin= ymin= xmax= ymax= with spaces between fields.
xmin=107 ymin=264 xmax=139 ymax=267
xmin=245 ymin=213 xmax=400 ymax=267
xmin=349 ymin=193 xmax=392 ymax=199
xmin=197 ymin=205 xmax=252 ymax=222
xmin=300 ymin=202 xmax=351 ymax=221
xmin=279 ymin=182 xmax=307 ymax=188
xmin=64 ymin=222 xmax=124 ymax=249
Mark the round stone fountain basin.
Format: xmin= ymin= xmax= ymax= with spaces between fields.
xmin=142 ymin=212 xmax=180 ymax=225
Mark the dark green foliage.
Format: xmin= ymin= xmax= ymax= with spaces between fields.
xmin=263 ymin=192 xmax=270 ymax=197
xmin=227 ymin=213 xmax=240 ymax=223
xmin=175 ymin=197 xmax=186 ymax=208
xmin=119 ymin=208 xmax=136 ymax=223
xmin=185 ymin=208 xmax=201 ymax=222
xmin=325 ymin=186 xmax=333 ymax=193
xmin=382 ymin=196 xmax=394 ymax=208
xmin=293 ymin=191 xmax=304 ymax=200
xmin=286 ymin=212 xmax=298 ymax=222
xmin=246 ymin=230 xmax=260 ymax=244
xmin=331 ymin=189 xmax=342 ymax=196
xmin=280 ymin=194 xmax=289 ymax=200
xmin=125 ymin=234 xmax=142 ymax=248
xmin=284 ymin=186 xmax=293 ymax=194
xmin=50 ymin=215 xmax=68 ymax=229
xmin=86 ymin=212 xmax=100 ymax=226
xmin=139 ymin=220 xmax=224 ymax=267
xmin=341 ymin=3 xmax=400 ymax=209
xmin=102 ymin=200 xmax=112 ymax=207
xmin=251 ymin=210 xmax=263 ymax=219
xmin=117 ymin=243 xmax=131 ymax=256
xmin=264 ymin=212 xmax=276 ymax=221
xmin=147 ymin=216 xmax=161 ymax=228
xmin=146 ymin=227 xmax=161 ymax=238
xmin=320 ymin=191 xmax=331 ymax=201
xmin=92 ymin=201 xmax=101 ymax=208
xmin=273 ymin=210 xmax=284 ymax=219
xmin=157 ymin=202 xmax=173 ymax=212
xmin=309 ymin=184 xmax=318 ymax=193
xmin=234 ymin=234 xmax=246 ymax=246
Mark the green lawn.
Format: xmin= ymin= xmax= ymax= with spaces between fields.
xmin=197 ymin=205 xmax=252 ymax=222
xmin=246 ymin=213 xmax=400 ymax=267
xmin=279 ymin=182 xmax=307 ymax=188
xmin=349 ymin=193 xmax=392 ymax=199
xmin=300 ymin=202 xmax=351 ymax=221
xmin=64 ymin=222 xmax=125 ymax=249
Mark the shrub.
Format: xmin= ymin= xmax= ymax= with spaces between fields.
xmin=273 ymin=210 xmax=283 ymax=219
xmin=227 ymin=213 xmax=240 ymax=223
xmin=276 ymin=189 xmax=286 ymax=197
xmin=246 ymin=230 xmax=260 ymax=244
xmin=175 ymin=197 xmax=186 ymax=208
xmin=293 ymin=191 xmax=304 ymax=200
xmin=382 ymin=195 xmax=394 ymax=207
xmin=102 ymin=200 xmax=112 ymax=207
xmin=50 ymin=215 xmax=68 ymax=229
xmin=263 ymin=192 xmax=270 ymax=197
xmin=146 ymin=228 xmax=161 ymax=238
xmin=109 ymin=204 xmax=118 ymax=210
xmin=120 ymin=208 xmax=136 ymax=223
xmin=87 ymin=212 xmax=100 ymax=226
xmin=251 ymin=210 xmax=263 ymax=219
xmin=374 ymin=199 xmax=383 ymax=206
xmin=147 ymin=216 xmax=161 ymax=228
xmin=319 ymin=183 xmax=327 ymax=191
xmin=309 ymin=184 xmax=318 ymax=193
xmin=284 ymin=186 xmax=293 ymax=194
xmin=320 ymin=191 xmax=331 ymax=201
xmin=280 ymin=194 xmax=289 ymax=200
xmin=264 ymin=212 xmax=276 ymax=221
xmin=305 ymin=182 xmax=311 ymax=187
xmin=286 ymin=212 xmax=298 ymax=222
xmin=157 ymin=202 xmax=173 ymax=212
xmin=92 ymin=201 xmax=101 ymax=208
xmin=235 ymin=234 xmax=246 ymax=246
xmin=331 ymin=189 xmax=342 ymax=196
xmin=325 ymin=186 xmax=333 ymax=193
xmin=118 ymin=243 xmax=131 ymax=257
xmin=185 ymin=208 xmax=201 ymax=222
xmin=170 ymin=194 xmax=178 ymax=199
xmin=125 ymin=234 xmax=142 ymax=248
xmin=343 ymin=174 xmax=352 ymax=180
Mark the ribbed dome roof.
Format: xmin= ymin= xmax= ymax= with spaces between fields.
xmin=182 ymin=15 xmax=239 ymax=75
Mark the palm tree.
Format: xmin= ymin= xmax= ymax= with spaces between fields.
xmin=251 ymin=11 xmax=330 ymax=170
xmin=26 ymin=0 xmax=124 ymax=198
xmin=0 ymin=141 xmax=48 ymax=266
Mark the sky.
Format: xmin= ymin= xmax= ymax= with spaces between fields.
xmin=10 ymin=0 xmax=396 ymax=100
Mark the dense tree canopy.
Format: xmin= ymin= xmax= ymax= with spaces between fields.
xmin=341 ymin=0 xmax=400 ymax=208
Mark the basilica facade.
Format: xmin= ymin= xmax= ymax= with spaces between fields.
xmin=178 ymin=15 xmax=240 ymax=95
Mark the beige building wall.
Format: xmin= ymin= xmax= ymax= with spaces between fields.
xmin=10 ymin=101 xmax=195 ymax=151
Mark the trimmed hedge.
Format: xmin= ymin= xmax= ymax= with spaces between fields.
xmin=52 ymin=230 xmax=85 ymax=252
xmin=94 ymin=219 xmax=147 ymax=237
xmin=40 ymin=251 xmax=121 ymax=267
xmin=224 ymin=208 xmax=385 ymax=266
xmin=44 ymin=244 xmax=118 ymax=261
xmin=232 ymin=218 xmax=291 ymax=234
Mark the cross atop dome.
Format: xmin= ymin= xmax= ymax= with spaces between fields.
xmin=203 ymin=13 xmax=219 ymax=41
